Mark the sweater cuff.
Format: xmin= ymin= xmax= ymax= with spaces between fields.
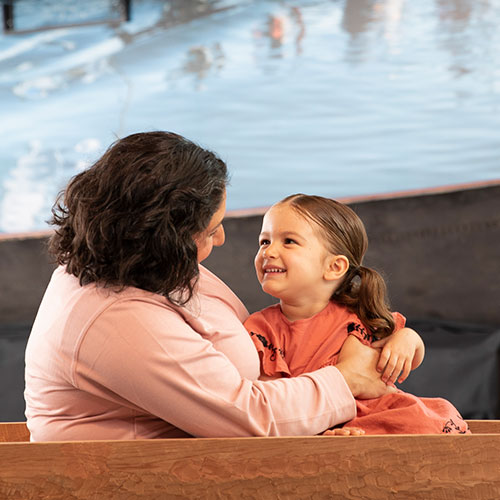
xmin=317 ymin=366 xmax=357 ymax=426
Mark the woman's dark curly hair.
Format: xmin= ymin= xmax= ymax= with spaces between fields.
xmin=49 ymin=131 xmax=228 ymax=305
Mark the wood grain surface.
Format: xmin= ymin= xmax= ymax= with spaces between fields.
xmin=0 ymin=421 xmax=499 ymax=499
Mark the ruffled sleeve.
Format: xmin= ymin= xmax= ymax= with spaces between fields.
xmin=345 ymin=319 xmax=373 ymax=346
xmin=345 ymin=310 xmax=407 ymax=345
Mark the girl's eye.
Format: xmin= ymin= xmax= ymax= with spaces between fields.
xmin=259 ymin=239 xmax=270 ymax=246
xmin=284 ymin=238 xmax=296 ymax=244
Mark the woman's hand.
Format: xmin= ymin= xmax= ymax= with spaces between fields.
xmin=371 ymin=328 xmax=425 ymax=385
xmin=336 ymin=336 xmax=397 ymax=399
xmin=322 ymin=427 xmax=365 ymax=436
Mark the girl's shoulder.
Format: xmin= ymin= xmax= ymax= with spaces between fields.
xmin=327 ymin=301 xmax=373 ymax=344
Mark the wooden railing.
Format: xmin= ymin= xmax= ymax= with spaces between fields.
xmin=0 ymin=421 xmax=499 ymax=499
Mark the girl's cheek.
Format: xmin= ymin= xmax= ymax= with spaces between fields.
xmin=254 ymin=253 xmax=262 ymax=273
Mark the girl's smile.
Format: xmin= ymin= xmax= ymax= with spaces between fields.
xmin=263 ymin=265 xmax=286 ymax=274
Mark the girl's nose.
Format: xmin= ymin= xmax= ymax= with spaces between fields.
xmin=263 ymin=242 xmax=278 ymax=258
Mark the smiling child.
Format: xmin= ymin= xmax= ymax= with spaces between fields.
xmin=244 ymin=194 xmax=470 ymax=435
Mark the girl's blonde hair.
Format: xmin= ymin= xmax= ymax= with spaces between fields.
xmin=279 ymin=193 xmax=395 ymax=338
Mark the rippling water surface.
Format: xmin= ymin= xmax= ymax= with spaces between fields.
xmin=1 ymin=0 xmax=499 ymax=233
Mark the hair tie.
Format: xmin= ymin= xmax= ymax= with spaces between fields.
xmin=346 ymin=266 xmax=360 ymax=283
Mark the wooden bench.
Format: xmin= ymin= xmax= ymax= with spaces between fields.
xmin=0 ymin=421 xmax=30 ymax=442
xmin=0 ymin=421 xmax=499 ymax=499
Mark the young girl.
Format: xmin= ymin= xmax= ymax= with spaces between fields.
xmin=244 ymin=194 xmax=470 ymax=435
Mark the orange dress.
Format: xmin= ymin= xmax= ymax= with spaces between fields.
xmin=244 ymin=302 xmax=470 ymax=435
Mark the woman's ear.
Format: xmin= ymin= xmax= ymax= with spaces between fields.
xmin=324 ymin=255 xmax=349 ymax=281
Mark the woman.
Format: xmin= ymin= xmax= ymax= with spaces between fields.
xmin=24 ymin=131 xmax=394 ymax=441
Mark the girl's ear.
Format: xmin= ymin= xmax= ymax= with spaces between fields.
xmin=324 ymin=255 xmax=349 ymax=281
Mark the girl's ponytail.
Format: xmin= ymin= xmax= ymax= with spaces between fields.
xmin=333 ymin=265 xmax=395 ymax=338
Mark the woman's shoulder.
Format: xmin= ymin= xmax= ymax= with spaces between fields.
xmin=48 ymin=266 xmax=177 ymax=331
xmin=197 ymin=265 xmax=249 ymax=320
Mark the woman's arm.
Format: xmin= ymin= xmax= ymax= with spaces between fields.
xmin=335 ymin=335 xmax=397 ymax=399
xmin=76 ymin=299 xmax=357 ymax=438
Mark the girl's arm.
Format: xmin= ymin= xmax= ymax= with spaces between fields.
xmin=371 ymin=328 xmax=425 ymax=385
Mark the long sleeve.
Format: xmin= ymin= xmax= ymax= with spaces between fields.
xmin=75 ymin=300 xmax=355 ymax=437
xmin=25 ymin=266 xmax=356 ymax=440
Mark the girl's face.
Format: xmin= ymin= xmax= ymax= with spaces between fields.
xmin=255 ymin=203 xmax=338 ymax=304
xmin=195 ymin=190 xmax=226 ymax=262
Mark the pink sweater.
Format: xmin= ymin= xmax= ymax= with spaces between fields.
xmin=25 ymin=266 xmax=355 ymax=441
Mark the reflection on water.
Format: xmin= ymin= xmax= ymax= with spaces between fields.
xmin=0 ymin=0 xmax=499 ymax=233
xmin=9 ymin=0 xmax=126 ymax=32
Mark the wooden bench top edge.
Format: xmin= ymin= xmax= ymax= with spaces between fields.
xmin=0 ymin=419 xmax=498 ymax=443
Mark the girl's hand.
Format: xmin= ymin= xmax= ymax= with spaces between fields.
xmin=322 ymin=427 xmax=365 ymax=436
xmin=371 ymin=328 xmax=425 ymax=385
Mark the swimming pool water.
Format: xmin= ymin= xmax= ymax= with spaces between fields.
xmin=1 ymin=0 xmax=499 ymax=232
